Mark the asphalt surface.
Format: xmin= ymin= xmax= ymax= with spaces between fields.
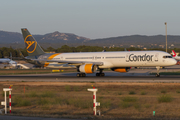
xmin=0 ymin=115 xmax=82 ymax=120
xmin=0 ymin=66 xmax=180 ymax=82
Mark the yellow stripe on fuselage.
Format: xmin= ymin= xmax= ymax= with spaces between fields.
xmin=44 ymin=54 xmax=61 ymax=67
xmin=48 ymin=53 xmax=61 ymax=60
xmin=44 ymin=62 xmax=49 ymax=67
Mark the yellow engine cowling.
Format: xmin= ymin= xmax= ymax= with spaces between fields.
xmin=111 ymin=67 xmax=130 ymax=73
xmin=78 ymin=64 xmax=97 ymax=73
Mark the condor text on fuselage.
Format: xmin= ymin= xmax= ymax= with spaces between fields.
xmin=128 ymin=54 xmax=153 ymax=62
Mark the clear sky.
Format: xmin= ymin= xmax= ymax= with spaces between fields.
xmin=0 ymin=0 xmax=180 ymax=39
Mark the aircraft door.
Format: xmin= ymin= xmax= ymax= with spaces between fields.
xmin=94 ymin=56 xmax=97 ymax=60
xmin=154 ymin=53 xmax=158 ymax=62
xmin=92 ymin=56 xmax=97 ymax=60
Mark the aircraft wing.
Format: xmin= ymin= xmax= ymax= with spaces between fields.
xmin=31 ymin=59 xmax=104 ymax=66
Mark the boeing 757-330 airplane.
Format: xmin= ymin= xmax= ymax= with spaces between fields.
xmin=20 ymin=28 xmax=176 ymax=77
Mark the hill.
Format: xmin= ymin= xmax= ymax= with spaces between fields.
xmin=0 ymin=30 xmax=179 ymax=49
xmin=88 ymin=35 xmax=180 ymax=49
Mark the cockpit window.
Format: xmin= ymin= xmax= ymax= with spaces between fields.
xmin=163 ymin=56 xmax=172 ymax=58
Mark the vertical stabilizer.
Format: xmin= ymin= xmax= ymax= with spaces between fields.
xmin=172 ymin=50 xmax=177 ymax=57
xmin=21 ymin=28 xmax=45 ymax=56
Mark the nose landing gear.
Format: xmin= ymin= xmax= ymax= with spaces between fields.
xmin=156 ymin=66 xmax=160 ymax=77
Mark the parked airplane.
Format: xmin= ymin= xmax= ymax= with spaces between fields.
xmin=20 ymin=28 xmax=176 ymax=77
xmin=0 ymin=58 xmax=11 ymax=64
xmin=172 ymin=50 xmax=180 ymax=60
xmin=0 ymin=53 xmax=18 ymax=68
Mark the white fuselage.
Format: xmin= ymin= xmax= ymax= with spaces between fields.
xmin=47 ymin=51 xmax=176 ymax=68
xmin=0 ymin=58 xmax=11 ymax=63
xmin=172 ymin=50 xmax=180 ymax=60
xmin=173 ymin=56 xmax=180 ymax=60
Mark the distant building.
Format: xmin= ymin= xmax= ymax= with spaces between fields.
xmin=159 ymin=45 xmax=165 ymax=48
xmin=137 ymin=45 xmax=141 ymax=48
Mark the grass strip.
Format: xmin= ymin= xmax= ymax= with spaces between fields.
xmin=158 ymin=94 xmax=172 ymax=103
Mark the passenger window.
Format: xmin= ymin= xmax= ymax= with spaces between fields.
xmin=163 ymin=56 xmax=172 ymax=58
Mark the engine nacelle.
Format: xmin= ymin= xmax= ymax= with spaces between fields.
xmin=78 ymin=64 xmax=97 ymax=73
xmin=111 ymin=67 xmax=130 ymax=73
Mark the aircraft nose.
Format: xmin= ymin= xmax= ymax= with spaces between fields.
xmin=171 ymin=59 xmax=177 ymax=65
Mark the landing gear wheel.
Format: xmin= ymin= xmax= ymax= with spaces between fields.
xmin=96 ymin=73 xmax=100 ymax=76
xmin=156 ymin=74 xmax=160 ymax=77
xmin=77 ymin=73 xmax=86 ymax=77
xmin=96 ymin=69 xmax=105 ymax=77
xmin=96 ymin=73 xmax=105 ymax=77
xmin=100 ymin=73 xmax=105 ymax=76
xmin=77 ymin=73 xmax=80 ymax=77
xmin=82 ymin=73 xmax=86 ymax=77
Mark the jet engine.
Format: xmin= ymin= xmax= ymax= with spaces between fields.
xmin=77 ymin=64 xmax=97 ymax=73
xmin=111 ymin=67 xmax=130 ymax=73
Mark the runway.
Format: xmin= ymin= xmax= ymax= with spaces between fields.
xmin=1 ymin=71 xmax=180 ymax=83
xmin=0 ymin=65 xmax=180 ymax=82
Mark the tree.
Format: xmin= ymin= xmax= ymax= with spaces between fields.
xmin=46 ymin=47 xmax=55 ymax=52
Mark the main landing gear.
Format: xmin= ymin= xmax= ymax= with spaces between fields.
xmin=156 ymin=66 xmax=160 ymax=77
xmin=77 ymin=73 xmax=86 ymax=77
xmin=76 ymin=69 xmax=105 ymax=77
xmin=96 ymin=69 xmax=105 ymax=77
